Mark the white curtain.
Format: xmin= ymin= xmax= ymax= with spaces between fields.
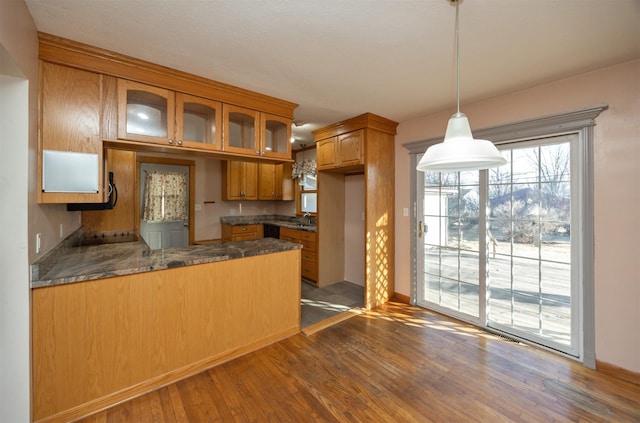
xmin=292 ymin=159 xmax=316 ymax=179
xmin=142 ymin=170 xmax=188 ymax=222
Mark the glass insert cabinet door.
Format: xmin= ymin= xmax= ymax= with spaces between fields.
xmin=223 ymin=104 xmax=260 ymax=155
xmin=176 ymin=93 xmax=222 ymax=150
xmin=118 ymin=80 xmax=174 ymax=144
xmin=262 ymin=113 xmax=292 ymax=159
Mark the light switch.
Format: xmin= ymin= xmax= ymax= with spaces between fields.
xmin=403 ymin=207 xmax=409 ymax=217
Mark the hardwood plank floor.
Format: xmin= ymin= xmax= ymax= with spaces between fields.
xmin=78 ymin=302 xmax=640 ymax=422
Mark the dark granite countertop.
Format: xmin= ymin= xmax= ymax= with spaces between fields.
xmin=220 ymin=214 xmax=317 ymax=232
xmin=31 ymin=235 xmax=302 ymax=289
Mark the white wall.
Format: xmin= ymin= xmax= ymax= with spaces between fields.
xmin=0 ymin=1 xmax=37 ymax=420
xmin=395 ymin=59 xmax=640 ymax=373
xmin=0 ymin=65 xmax=30 ymax=423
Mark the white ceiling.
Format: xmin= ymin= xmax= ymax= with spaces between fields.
xmin=25 ymin=0 xmax=640 ymax=149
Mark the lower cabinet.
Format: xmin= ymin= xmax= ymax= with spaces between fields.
xmin=280 ymin=227 xmax=318 ymax=283
xmin=221 ymin=224 xmax=264 ymax=241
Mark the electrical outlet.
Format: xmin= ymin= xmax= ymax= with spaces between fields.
xmin=194 ymin=203 xmax=202 ymax=211
xmin=36 ymin=233 xmax=41 ymax=254
xmin=403 ymin=207 xmax=409 ymax=217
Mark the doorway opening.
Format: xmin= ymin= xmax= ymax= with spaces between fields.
xmin=301 ymin=173 xmax=366 ymax=329
xmin=136 ymin=157 xmax=195 ymax=249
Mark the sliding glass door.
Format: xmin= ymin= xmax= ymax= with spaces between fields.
xmin=416 ymin=134 xmax=580 ymax=357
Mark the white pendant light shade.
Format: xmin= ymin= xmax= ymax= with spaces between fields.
xmin=416 ymin=0 xmax=507 ymax=173
xmin=416 ymin=112 xmax=507 ymax=172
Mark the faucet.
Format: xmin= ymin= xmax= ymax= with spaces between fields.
xmin=303 ymin=212 xmax=312 ymax=226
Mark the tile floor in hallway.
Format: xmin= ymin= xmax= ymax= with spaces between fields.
xmin=300 ymin=280 xmax=364 ymax=328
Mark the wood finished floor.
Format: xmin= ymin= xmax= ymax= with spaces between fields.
xmin=78 ymin=302 xmax=640 ymax=422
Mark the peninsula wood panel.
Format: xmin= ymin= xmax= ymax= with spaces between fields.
xmin=32 ymin=250 xmax=301 ymax=423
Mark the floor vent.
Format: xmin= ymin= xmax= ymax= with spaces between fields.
xmin=481 ymin=329 xmax=522 ymax=344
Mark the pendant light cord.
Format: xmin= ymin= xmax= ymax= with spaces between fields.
xmin=455 ymin=0 xmax=461 ymax=115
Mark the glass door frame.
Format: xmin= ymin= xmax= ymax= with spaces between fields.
xmin=404 ymin=105 xmax=606 ymax=368
xmin=415 ymin=169 xmax=488 ymax=327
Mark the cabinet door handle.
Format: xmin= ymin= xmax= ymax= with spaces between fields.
xmin=418 ymin=221 xmax=423 ymax=238
xmin=168 ymin=139 xmax=174 ymax=145
xmin=177 ymin=139 xmax=183 ymax=145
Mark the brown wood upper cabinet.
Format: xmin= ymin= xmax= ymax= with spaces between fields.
xmin=258 ymin=163 xmax=293 ymax=200
xmin=316 ymin=129 xmax=364 ymax=171
xmin=258 ymin=163 xmax=278 ymax=200
xmin=224 ymin=161 xmax=293 ymax=201
xmin=118 ymin=80 xmax=222 ymax=151
xmin=222 ymin=161 xmax=258 ymax=200
xmin=223 ymin=105 xmax=292 ymax=159
xmin=38 ymin=62 xmax=105 ymax=204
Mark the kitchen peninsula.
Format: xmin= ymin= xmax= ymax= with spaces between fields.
xmin=30 ymin=233 xmax=301 ymax=423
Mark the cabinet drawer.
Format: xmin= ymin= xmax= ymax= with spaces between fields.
xmin=300 ymin=239 xmax=317 ymax=252
xmin=297 ymin=231 xmax=316 ymax=242
xmin=231 ymin=224 xmax=260 ymax=234
xmin=279 ymin=227 xmax=298 ymax=239
xmin=301 ymin=250 xmax=316 ymax=262
xmin=232 ymin=233 xmax=260 ymax=241
xmin=280 ymin=227 xmax=316 ymax=241
xmin=301 ymin=260 xmax=318 ymax=281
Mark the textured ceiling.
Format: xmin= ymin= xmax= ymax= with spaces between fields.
xmin=25 ymin=0 xmax=640 ymax=148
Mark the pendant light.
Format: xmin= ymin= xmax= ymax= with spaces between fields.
xmin=416 ymin=0 xmax=506 ymax=172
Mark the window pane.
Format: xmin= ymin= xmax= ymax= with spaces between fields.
xmin=301 ymin=193 xmax=316 ymax=213
xmin=540 ymin=143 xmax=570 ymax=183
xmin=302 ymin=173 xmax=316 ymax=190
xmin=511 ymin=146 xmax=538 ymax=184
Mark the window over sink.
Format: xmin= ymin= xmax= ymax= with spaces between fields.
xmin=298 ymin=173 xmax=317 ymax=214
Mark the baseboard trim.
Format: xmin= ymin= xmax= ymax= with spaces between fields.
xmin=302 ymin=308 xmax=362 ymax=336
xmin=596 ymin=360 xmax=640 ymax=386
xmin=35 ymin=326 xmax=300 ymax=423
xmin=391 ymin=292 xmax=410 ymax=304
